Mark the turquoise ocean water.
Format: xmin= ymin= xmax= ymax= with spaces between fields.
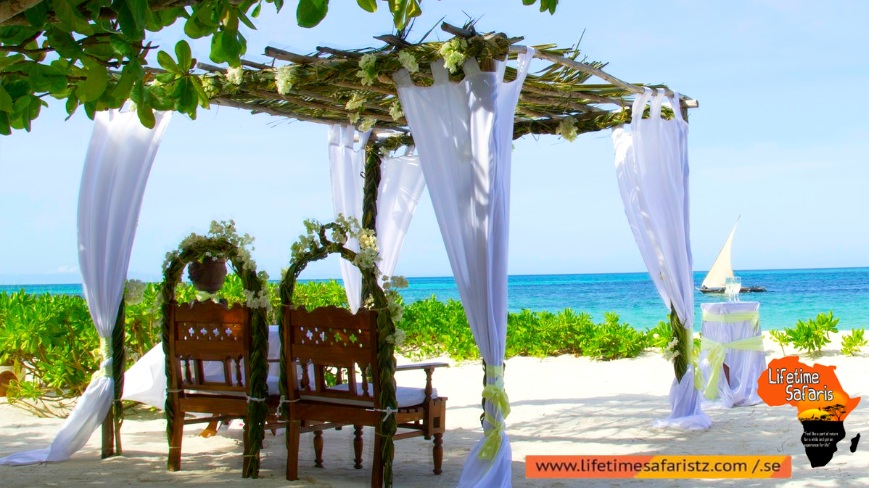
xmin=3 ymin=267 xmax=868 ymax=331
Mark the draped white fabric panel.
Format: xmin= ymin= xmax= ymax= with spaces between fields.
xmin=0 ymin=109 xmax=171 ymax=465
xmin=612 ymin=89 xmax=710 ymax=429
xmin=328 ymin=125 xmax=370 ymax=312
xmin=328 ymin=126 xmax=426 ymax=308
xmin=375 ymin=149 xmax=426 ymax=280
xmin=394 ymin=48 xmax=535 ymax=487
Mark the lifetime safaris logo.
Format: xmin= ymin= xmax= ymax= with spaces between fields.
xmin=757 ymin=356 xmax=862 ymax=467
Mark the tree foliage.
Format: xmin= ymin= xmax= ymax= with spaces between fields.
xmin=0 ymin=0 xmax=558 ymax=134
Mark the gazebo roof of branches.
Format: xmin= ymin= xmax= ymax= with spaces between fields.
xmin=191 ymin=22 xmax=697 ymax=143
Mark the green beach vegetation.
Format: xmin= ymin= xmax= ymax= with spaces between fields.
xmin=0 ymin=278 xmax=862 ymax=415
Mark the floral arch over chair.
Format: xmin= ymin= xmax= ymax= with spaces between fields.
xmin=159 ymin=220 xmax=271 ymax=478
xmin=279 ymin=216 xmax=406 ymax=487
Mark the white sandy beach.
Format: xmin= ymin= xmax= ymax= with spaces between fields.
xmin=1 ymin=332 xmax=867 ymax=487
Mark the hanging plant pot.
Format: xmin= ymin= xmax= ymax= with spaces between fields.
xmin=0 ymin=365 xmax=19 ymax=397
xmin=188 ymin=258 xmax=228 ymax=294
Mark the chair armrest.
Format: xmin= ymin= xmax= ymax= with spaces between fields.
xmin=395 ymin=361 xmax=449 ymax=372
xmin=395 ymin=362 xmax=448 ymax=401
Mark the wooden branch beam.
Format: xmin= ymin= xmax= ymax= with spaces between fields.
xmin=316 ymin=46 xmax=362 ymax=58
xmin=264 ymin=47 xmax=321 ymax=64
xmin=512 ymin=46 xmax=699 ymax=109
xmin=212 ymin=98 xmax=339 ymax=125
xmin=241 ymin=59 xmax=272 ymax=70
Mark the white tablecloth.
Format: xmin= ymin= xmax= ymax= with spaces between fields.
xmin=122 ymin=325 xmax=280 ymax=409
xmin=698 ymin=302 xmax=766 ymax=408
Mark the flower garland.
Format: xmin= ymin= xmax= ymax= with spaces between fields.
xmin=356 ymin=53 xmax=378 ymax=86
xmin=281 ymin=214 xmax=405 ymax=487
xmin=160 ymin=220 xmax=270 ymax=478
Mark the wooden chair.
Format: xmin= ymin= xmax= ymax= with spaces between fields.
xmin=165 ymin=300 xmax=281 ymax=473
xmin=283 ymin=305 xmax=447 ymax=487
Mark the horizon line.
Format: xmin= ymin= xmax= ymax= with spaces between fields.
xmin=2 ymin=265 xmax=868 ymax=287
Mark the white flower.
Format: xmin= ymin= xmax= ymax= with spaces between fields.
xmin=398 ymin=51 xmax=419 ymax=73
xmin=357 ymin=53 xmax=377 ymax=86
xmin=124 ymin=279 xmax=146 ymax=305
xmin=386 ymin=328 xmax=406 ymax=346
xmin=439 ymin=38 xmax=467 ymax=74
xmin=357 ymin=229 xmax=378 ymax=251
xmin=558 ymin=116 xmax=578 ymax=142
xmin=331 ymin=227 xmax=348 ymax=244
xmin=275 ymin=65 xmax=296 ymax=95
xmin=226 ymin=67 xmax=244 ymax=85
xmin=389 ymin=100 xmax=403 ymax=121
xmin=200 ymin=76 xmax=221 ymax=98
xmin=357 ymin=116 xmax=376 ymax=132
xmin=345 ymin=92 xmax=366 ymax=111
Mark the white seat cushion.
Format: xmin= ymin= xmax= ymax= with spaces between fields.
xmin=299 ymin=383 xmax=437 ymax=408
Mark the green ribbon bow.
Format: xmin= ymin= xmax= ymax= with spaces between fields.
xmin=478 ymin=364 xmax=511 ymax=460
xmin=699 ymin=335 xmax=764 ymax=400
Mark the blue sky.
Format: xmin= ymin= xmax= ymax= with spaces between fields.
xmin=1 ymin=0 xmax=868 ymax=284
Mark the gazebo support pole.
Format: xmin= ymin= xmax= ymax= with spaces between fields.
xmin=360 ymin=140 xmax=382 ymax=301
xmin=101 ymin=301 xmax=126 ymax=458
xmin=670 ymin=304 xmax=688 ymax=382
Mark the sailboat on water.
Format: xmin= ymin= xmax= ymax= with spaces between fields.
xmin=698 ymin=219 xmax=766 ymax=293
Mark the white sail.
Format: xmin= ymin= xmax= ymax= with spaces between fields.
xmin=701 ymin=219 xmax=739 ymax=289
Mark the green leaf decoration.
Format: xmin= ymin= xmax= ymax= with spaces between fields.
xmin=357 ymin=0 xmax=377 ymax=13
xmin=137 ymin=101 xmax=156 ymax=129
xmin=237 ymin=10 xmax=257 ymax=31
xmin=23 ymin=1 xmax=50 ymax=27
xmin=175 ymin=41 xmax=193 ymax=71
xmin=28 ymin=64 xmax=68 ymax=93
xmin=52 ymin=0 xmax=95 ymax=36
xmin=210 ymin=30 xmax=246 ymax=66
xmin=185 ymin=5 xmax=219 ymax=39
xmin=113 ymin=0 xmax=144 ymax=41
xmin=109 ymin=35 xmax=136 ymax=58
xmin=297 ymin=0 xmax=329 ymax=28
xmin=76 ymin=60 xmax=108 ymax=103
xmin=0 ymin=85 xmax=13 ymax=112
xmin=123 ymin=0 xmax=148 ymax=33
xmin=157 ymin=50 xmax=180 ymax=73
xmin=65 ymin=96 xmax=79 ymax=117
xmin=190 ymin=78 xmax=210 ymax=109
xmin=0 ymin=112 xmax=11 ymax=135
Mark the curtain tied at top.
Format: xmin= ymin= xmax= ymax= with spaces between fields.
xmin=613 ymin=88 xmax=710 ymax=430
xmin=395 ymin=46 xmax=535 ymax=487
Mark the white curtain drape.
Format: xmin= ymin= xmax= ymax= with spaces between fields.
xmin=328 ymin=125 xmax=370 ymax=312
xmin=328 ymin=126 xmax=425 ymax=310
xmin=612 ymin=88 xmax=710 ymax=429
xmin=394 ymin=48 xmax=535 ymax=488
xmin=373 ymin=148 xmax=425 ymax=279
xmin=0 ymin=109 xmax=171 ymax=465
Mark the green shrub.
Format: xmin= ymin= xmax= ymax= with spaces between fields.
xmin=768 ymin=329 xmax=790 ymax=355
xmin=581 ymin=312 xmax=649 ymax=361
xmin=841 ymin=328 xmax=867 ymax=356
xmin=396 ymin=296 xmax=476 ymax=360
xmin=782 ymin=310 xmax=839 ymax=357
xmin=646 ymin=320 xmax=674 ymax=352
xmin=0 ymin=291 xmax=100 ymax=413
